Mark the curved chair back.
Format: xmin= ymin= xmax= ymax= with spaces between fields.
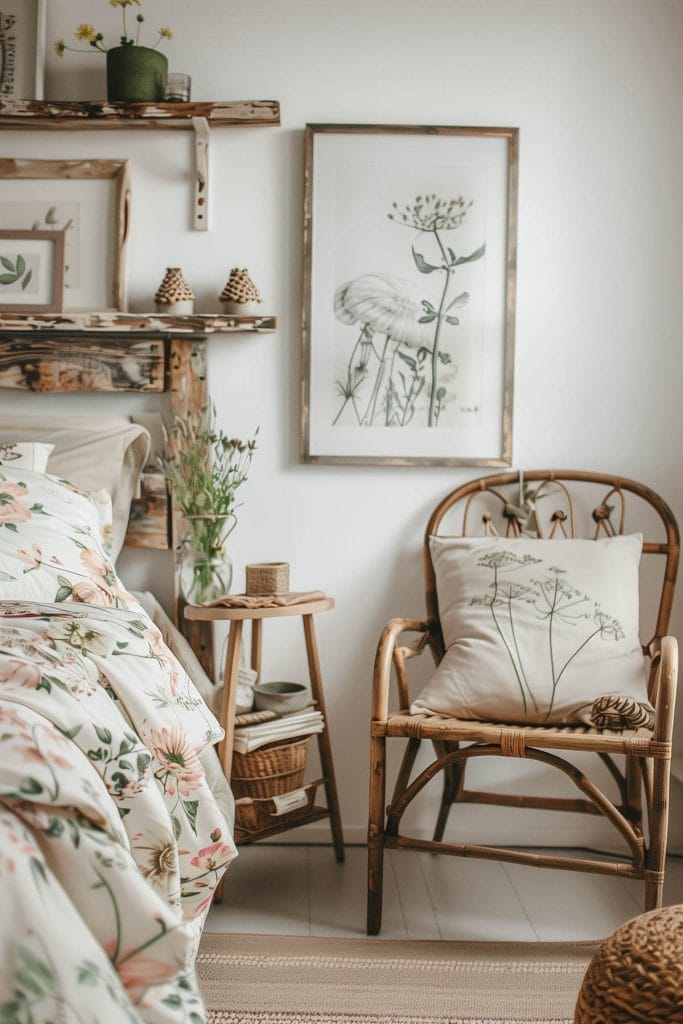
xmin=424 ymin=470 xmax=680 ymax=664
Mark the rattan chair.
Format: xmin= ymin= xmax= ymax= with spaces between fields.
xmin=367 ymin=470 xmax=679 ymax=934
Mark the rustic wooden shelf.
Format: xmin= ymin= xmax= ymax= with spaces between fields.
xmin=0 ymin=312 xmax=277 ymax=334
xmin=0 ymin=98 xmax=280 ymax=128
xmin=0 ymin=99 xmax=281 ymax=229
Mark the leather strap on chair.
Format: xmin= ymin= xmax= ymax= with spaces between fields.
xmin=500 ymin=730 xmax=528 ymax=757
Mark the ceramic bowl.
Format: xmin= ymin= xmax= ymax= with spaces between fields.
xmin=253 ymin=681 xmax=308 ymax=715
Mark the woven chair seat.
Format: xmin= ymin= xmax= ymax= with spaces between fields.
xmin=574 ymin=904 xmax=683 ymax=1023
xmin=377 ymin=710 xmax=655 ymax=756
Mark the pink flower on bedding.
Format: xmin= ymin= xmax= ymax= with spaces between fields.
xmin=0 ymin=481 xmax=30 ymax=525
xmin=71 ymin=578 xmax=106 ymax=604
xmin=106 ymin=947 xmax=179 ymax=1002
xmin=17 ymin=543 xmax=43 ymax=570
xmin=79 ymin=548 xmax=134 ymax=607
xmin=149 ymin=726 xmax=204 ymax=797
xmin=144 ymin=628 xmax=181 ymax=695
xmin=189 ymin=840 xmax=233 ymax=873
xmin=0 ymin=658 xmax=41 ymax=689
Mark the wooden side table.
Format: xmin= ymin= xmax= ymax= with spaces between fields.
xmin=184 ymin=596 xmax=344 ymax=862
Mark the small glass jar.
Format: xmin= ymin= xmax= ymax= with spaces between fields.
xmin=164 ymin=73 xmax=192 ymax=102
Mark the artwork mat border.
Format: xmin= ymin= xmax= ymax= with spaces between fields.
xmin=301 ymin=123 xmax=518 ymax=467
xmin=0 ymin=0 xmax=46 ymax=100
xmin=0 ymin=228 xmax=64 ymax=312
xmin=0 ymin=158 xmax=131 ymax=311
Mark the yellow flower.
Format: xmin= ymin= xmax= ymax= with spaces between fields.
xmin=159 ymin=27 xmax=173 ymax=39
xmin=54 ymin=39 xmax=66 ymax=57
xmin=75 ymin=23 xmax=97 ymax=41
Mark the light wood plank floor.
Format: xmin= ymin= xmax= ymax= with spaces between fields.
xmin=207 ymin=845 xmax=683 ymax=941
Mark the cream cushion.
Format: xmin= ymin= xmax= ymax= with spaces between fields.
xmin=411 ymin=534 xmax=650 ymax=725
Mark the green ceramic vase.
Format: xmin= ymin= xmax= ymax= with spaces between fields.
xmin=106 ymin=45 xmax=168 ymax=102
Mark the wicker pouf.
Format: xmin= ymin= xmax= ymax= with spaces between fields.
xmin=574 ymin=904 xmax=683 ymax=1024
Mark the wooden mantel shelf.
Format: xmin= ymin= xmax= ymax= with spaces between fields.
xmin=0 ymin=312 xmax=277 ymax=334
xmin=0 ymin=98 xmax=280 ymax=128
xmin=0 ymin=99 xmax=281 ymax=230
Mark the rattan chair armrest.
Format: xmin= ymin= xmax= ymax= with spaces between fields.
xmin=372 ymin=617 xmax=433 ymax=722
xmin=653 ymin=635 xmax=678 ymax=744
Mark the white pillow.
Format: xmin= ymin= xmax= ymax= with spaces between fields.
xmin=411 ymin=534 xmax=651 ymax=726
xmin=0 ymin=416 xmax=150 ymax=559
xmin=0 ymin=465 xmax=140 ymax=611
xmin=0 ymin=441 xmax=54 ymax=471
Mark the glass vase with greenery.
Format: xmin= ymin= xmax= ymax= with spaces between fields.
xmin=159 ymin=407 xmax=257 ymax=605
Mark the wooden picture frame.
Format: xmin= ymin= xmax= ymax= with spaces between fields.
xmin=0 ymin=0 xmax=46 ymax=100
xmin=0 ymin=158 xmax=131 ymax=311
xmin=0 ymin=229 xmax=64 ymax=312
xmin=302 ymin=124 xmax=518 ymax=467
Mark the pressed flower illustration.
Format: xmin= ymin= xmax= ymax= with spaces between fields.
xmin=333 ymin=194 xmax=485 ymax=429
xmin=472 ymin=551 xmax=625 ymax=721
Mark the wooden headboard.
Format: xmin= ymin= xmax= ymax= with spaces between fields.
xmin=0 ymin=327 xmax=215 ymax=674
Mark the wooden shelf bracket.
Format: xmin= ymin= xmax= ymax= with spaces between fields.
xmin=192 ymin=116 xmax=210 ymax=231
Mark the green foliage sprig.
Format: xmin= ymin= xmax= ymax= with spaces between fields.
xmin=158 ymin=406 xmax=257 ymax=554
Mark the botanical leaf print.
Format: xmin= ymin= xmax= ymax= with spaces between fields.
xmin=471 ymin=550 xmax=625 ymax=721
xmin=0 ymin=599 xmax=236 ymax=1024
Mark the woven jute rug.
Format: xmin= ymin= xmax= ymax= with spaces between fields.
xmin=197 ymin=932 xmax=598 ymax=1024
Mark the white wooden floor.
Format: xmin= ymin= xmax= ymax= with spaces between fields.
xmin=206 ymin=844 xmax=683 ymax=941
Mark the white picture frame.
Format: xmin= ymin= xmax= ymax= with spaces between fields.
xmin=302 ymin=124 xmax=518 ymax=466
xmin=0 ymin=159 xmax=132 ymax=312
xmin=0 ymin=0 xmax=46 ymax=100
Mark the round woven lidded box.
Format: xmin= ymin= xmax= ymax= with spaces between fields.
xmin=231 ymin=735 xmax=310 ymax=799
xmin=245 ymin=561 xmax=289 ymax=595
xmin=574 ymin=904 xmax=683 ymax=1024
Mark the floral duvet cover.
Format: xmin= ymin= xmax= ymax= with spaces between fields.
xmin=0 ymin=598 xmax=236 ymax=1024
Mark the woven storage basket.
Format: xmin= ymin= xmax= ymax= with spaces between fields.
xmin=245 ymin=562 xmax=289 ymax=595
xmin=235 ymin=780 xmax=321 ymax=835
xmin=231 ymin=735 xmax=310 ymax=799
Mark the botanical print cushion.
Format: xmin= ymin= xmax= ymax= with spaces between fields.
xmin=411 ymin=534 xmax=651 ymax=726
xmin=0 ymin=465 xmax=140 ymax=610
xmin=0 ymin=441 xmax=54 ymax=471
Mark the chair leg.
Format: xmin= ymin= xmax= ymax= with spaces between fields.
xmin=367 ymin=734 xmax=386 ymax=935
xmin=644 ymin=755 xmax=671 ymax=911
xmin=625 ymin=755 xmax=643 ymax=826
xmin=432 ymin=740 xmax=464 ymax=843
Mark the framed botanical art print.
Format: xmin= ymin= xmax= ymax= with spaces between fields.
xmin=0 ymin=229 xmax=64 ymax=312
xmin=301 ymin=124 xmax=518 ymax=466
xmin=0 ymin=158 xmax=131 ymax=312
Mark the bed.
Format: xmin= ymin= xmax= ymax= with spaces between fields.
xmin=0 ymin=331 xmax=236 ymax=1024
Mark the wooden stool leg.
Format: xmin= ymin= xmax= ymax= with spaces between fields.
xmin=213 ymin=619 xmax=243 ymax=906
xmin=367 ymin=733 xmax=386 ymax=935
xmin=432 ymin=740 xmax=464 ymax=843
xmin=217 ymin=619 xmax=243 ymax=781
xmin=302 ymin=613 xmax=345 ymax=863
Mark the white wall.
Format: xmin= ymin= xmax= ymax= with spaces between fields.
xmin=6 ymin=0 xmax=683 ymax=846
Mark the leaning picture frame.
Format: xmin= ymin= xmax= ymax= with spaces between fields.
xmin=301 ymin=124 xmax=518 ymax=466
xmin=0 ymin=158 xmax=131 ymax=312
xmin=0 ymin=0 xmax=47 ymax=100
xmin=0 ymin=229 xmax=64 ymax=312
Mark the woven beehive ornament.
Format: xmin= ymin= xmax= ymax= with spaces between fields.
xmin=220 ymin=268 xmax=262 ymax=315
xmin=155 ymin=267 xmax=195 ymax=314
